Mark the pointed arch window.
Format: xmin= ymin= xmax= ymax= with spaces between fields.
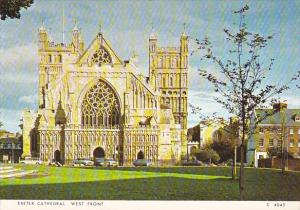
xmin=81 ymin=80 xmax=120 ymax=127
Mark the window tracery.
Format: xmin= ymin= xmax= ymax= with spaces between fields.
xmin=81 ymin=80 xmax=120 ymax=127
xmin=90 ymin=47 xmax=112 ymax=66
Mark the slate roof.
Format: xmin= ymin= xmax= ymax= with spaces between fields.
xmin=255 ymin=108 xmax=300 ymax=126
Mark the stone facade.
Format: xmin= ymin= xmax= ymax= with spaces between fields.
xmin=21 ymin=24 xmax=189 ymax=166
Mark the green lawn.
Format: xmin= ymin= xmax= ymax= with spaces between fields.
xmin=0 ymin=165 xmax=299 ymax=200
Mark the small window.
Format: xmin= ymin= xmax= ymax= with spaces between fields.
xmin=277 ymin=139 xmax=282 ymax=147
xmin=290 ymin=128 xmax=294 ymax=134
xmin=7 ymin=143 xmax=12 ymax=149
xmin=163 ymin=77 xmax=166 ymax=87
xmin=298 ymin=140 xmax=300 ymax=148
xmin=290 ymin=139 xmax=295 ymax=147
xmin=259 ymin=128 xmax=264 ymax=133
xmin=165 ymin=98 xmax=170 ymax=104
xmin=48 ymin=54 xmax=52 ymax=63
xmin=259 ymin=139 xmax=264 ymax=147
xmin=158 ymin=57 xmax=163 ymax=68
xmin=58 ymin=55 xmax=62 ymax=63
xmin=269 ymin=139 xmax=274 ymax=147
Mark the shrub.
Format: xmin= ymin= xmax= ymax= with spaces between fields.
xmin=195 ymin=148 xmax=220 ymax=164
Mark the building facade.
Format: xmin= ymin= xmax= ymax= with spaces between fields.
xmin=247 ymin=103 xmax=300 ymax=167
xmin=21 ymin=24 xmax=189 ymax=166
xmin=0 ymin=137 xmax=22 ymax=163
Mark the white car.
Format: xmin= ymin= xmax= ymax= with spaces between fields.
xmin=20 ymin=157 xmax=43 ymax=165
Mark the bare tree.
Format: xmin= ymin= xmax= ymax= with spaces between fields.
xmin=192 ymin=5 xmax=298 ymax=200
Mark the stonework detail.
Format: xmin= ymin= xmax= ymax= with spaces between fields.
xmin=81 ymin=79 xmax=120 ymax=127
xmin=90 ymin=47 xmax=112 ymax=65
xmin=21 ymin=25 xmax=189 ymax=166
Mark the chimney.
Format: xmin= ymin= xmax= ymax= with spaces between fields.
xmin=273 ymin=102 xmax=287 ymax=111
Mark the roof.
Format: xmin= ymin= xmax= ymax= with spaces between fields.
xmin=0 ymin=137 xmax=22 ymax=144
xmin=255 ymin=108 xmax=300 ymax=126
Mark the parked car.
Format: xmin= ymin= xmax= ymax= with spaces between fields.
xmin=94 ymin=158 xmax=106 ymax=166
xmin=182 ymin=159 xmax=203 ymax=166
xmin=105 ymin=158 xmax=118 ymax=167
xmin=73 ymin=158 xmax=94 ymax=166
xmin=94 ymin=158 xmax=118 ymax=167
xmin=20 ymin=157 xmax=42 ymax=165
xmin=133 ymin=159 xmax=152 ymax=167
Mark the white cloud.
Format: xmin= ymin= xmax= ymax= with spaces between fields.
xmin=19 ymin=94 xmax=38 ymax=104
xmin=188 ymin=65 xmax=230 ymax=127
xmin=0 ymin=108 xmax=23 ymax=133
xmin=0 ymin=43 xmax=38 ymax=68
xmin=188 ymin=88 xmax=229 ymax=127
xmin=280 ymin=95 xmax=300 ymax=108
xmin=0 ymin=43 xmax=38 ymax=83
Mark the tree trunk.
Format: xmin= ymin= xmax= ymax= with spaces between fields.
xmin=232 ymin=143 xmax=237 ymax=179
xmin=239 ymin=110 xmax=246 ymax=200
xmin=239 ymin=143 xmax=245 ymax=200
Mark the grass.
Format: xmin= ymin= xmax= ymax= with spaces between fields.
xmin=0 ymin=165 xmax=299 ymax=200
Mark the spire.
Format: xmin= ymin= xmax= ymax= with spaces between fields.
xmin=73 ymin=18 xmax=79 ymax=31
xmin=62 ymin=5 xmax=65 ymax=44
xmin=55 ymin=92 xmax=66 ymax=125
xmin=39 ymin=19 xmax=46 ymax=32
xmin=149 ymin=24 xmax=157 ymax=40
xmin=98 ymin=20 xmax=102 ymax=34
xmin=182 ymin=22 xmax=187 ymax=37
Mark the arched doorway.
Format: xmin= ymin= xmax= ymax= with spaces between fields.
xmin=93 ymin=147 xmax=105 ymax=159
xmin=54 ymin=150 xmax=61 ymax=162
xmin=137 ymin=151 xmax=144 ymax=159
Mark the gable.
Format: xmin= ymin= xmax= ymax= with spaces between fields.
xmin=77 ymin=32 xmax=123 ymax=66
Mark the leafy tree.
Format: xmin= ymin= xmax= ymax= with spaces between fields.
xmin=211 ymin=134 xmax=234 ymax=162
xmin=0 ymin=0 xmax=33 ymax=20
xmin=195 ymin=148 xmax=220 ymax=164
xmin=193 ymin=5 xmax=298 ymax=199
xmin=267 ymin=147 xmax=295 ymax=159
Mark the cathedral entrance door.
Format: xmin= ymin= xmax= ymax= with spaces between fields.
xmin=93 ymin=147 xmax=105 ymax=159
xmin=54 ymin=150 xmax=61 ymax=162
xmin=137 ymin=151 xmax=145 ymax=159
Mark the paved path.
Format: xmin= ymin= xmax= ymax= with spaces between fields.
xmin=0 ymin=166 xmax=37 ymax=178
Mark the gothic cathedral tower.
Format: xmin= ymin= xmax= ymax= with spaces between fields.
xmin=149 ymin=30 xmax=189 ymax=156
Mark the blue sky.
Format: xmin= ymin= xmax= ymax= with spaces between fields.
xmin=0 ymin=0 xmax=299 ymax=133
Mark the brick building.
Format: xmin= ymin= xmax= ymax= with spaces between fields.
xmin=247 ymin=103 xmax=300 ymax=167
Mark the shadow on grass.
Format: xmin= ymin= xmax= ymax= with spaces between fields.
xmin=0 ymin=176 xmax=237 ymax=200
xmin=74 ymin=166 xmax=233 ymax=177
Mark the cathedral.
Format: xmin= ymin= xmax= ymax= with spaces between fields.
xmin=21 ymin=23 xmax=189 ymax=166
